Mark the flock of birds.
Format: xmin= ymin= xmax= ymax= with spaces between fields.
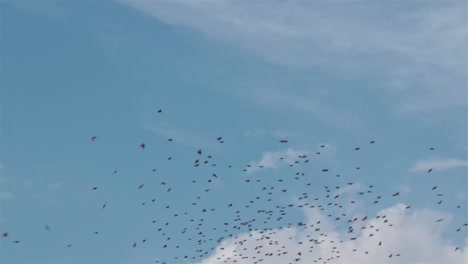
xmin=2 ymin=108 xmax=467 ymax=264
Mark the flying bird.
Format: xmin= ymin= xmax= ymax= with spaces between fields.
xmin=140 ymin=143 xmax=145 ymax=149
xmin=91 ymin=136 xmax=97 ymax=142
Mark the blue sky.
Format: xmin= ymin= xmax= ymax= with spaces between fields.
xmin=0 ymin=1 xmax=467 ymax=263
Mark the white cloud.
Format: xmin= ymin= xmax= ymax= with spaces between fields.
xmin=123 ymin=0 xmax=467 ymax=112
xmin=334 ymin=182 xmax=364 ymax=196
xmin=409 ymin=158 xmax=468 ymax=173
xmin=247 ymin=148 xmax=308 ymax=173
xmin=197 ymin=204 xmax=467 ymax=264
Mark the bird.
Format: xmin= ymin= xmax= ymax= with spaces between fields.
xmin=279 ymin=140 xmax=288 ymax=143
xmin=45 ymin=224 xmax=51 ymax=232
xmin=2 ymin=232 xmax=8 ymax=237
xmin=432 ymin=186 xmax=437 ymax=190
xmin=133 ymin=242 xmax=137 ymax=248
xmin=140 ymin=143 xmax=145 ymax=149
xmin=91 ymin=136 xmax=97 ymax=142
xmin=138 ymin=184 xmax=144 ymax=189
xmin=197 ymin=149 xmax=202 ymax=155
xmin=428 ymin=168 xmax=433 ymax=173
xmin=157 ymin=109 xmax=162 ymax=113
xmin=102 ymin=202 xmax=107 ymax=210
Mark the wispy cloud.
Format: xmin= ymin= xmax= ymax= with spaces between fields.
xmin=396 ymin=184 xmax=411 ymax=195
xmin=198 ymin=204 xmax=467 ymax=264
xmin=47 ymin=183 xmax=64 ymax=190
xmin=0 ymin=191 xmax=13 ymax=200
xmin=5 ymin=0 xmax=68 ymax=17
xmin=334 ymin=182 xmax=364 ymax=196
xmin=247 ymin=148 xmax=308 ymax=173
xmin=242 ymin=129 xmax=301 ymax=140
xmin=242 ymin=129 xmax=267 ymax=138
xmin=123 ymin=0 xmax=467 ymax=112
xmin=409 ymin=158 xmax=468 ymax=173
xmin=145 ymin=123 xmax=220 ymax=151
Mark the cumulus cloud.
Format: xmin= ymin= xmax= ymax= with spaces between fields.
xmin=409 ymin=158 xmax=468 ymax=173
xmin=197 ymin=204 xmax=467 ymax=264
